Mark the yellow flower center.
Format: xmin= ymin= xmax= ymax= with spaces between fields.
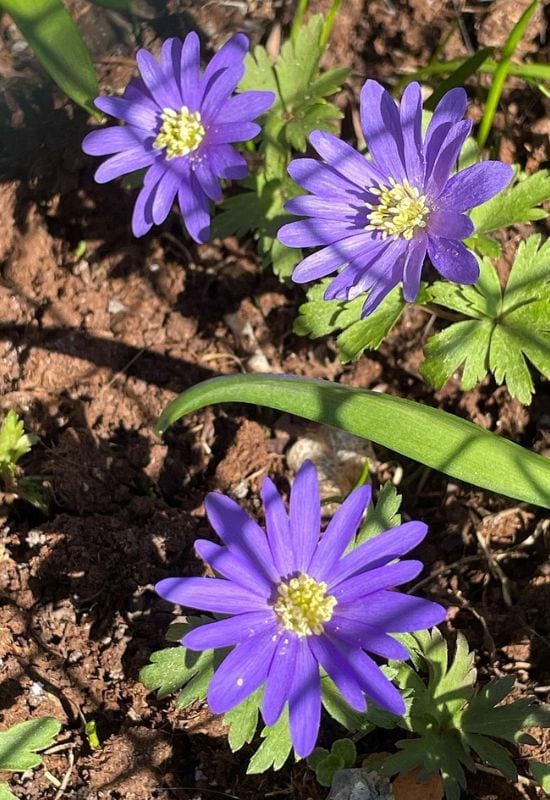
xmin=153 ymin=106 xmax=205 ymax=160
xmin=273 ymin=573 xmax=337 ymax=637
xmin=366 ymin=178 xmax=430 ymax=240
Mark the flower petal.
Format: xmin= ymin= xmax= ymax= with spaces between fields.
xmin=159 ymin=38 xmax=185 ymax=107
xmin=354 ymin=240 xmax=408 ymax=316
xmin=309 ymin=483 xmax=372 ymax=580
xmin=288 ymin=641 xmax=321 ymax=757
xmin=183 ymin=611 xmax=277 ymax=650
xmin=399 ymin=81 xmax=424 ymax=185
xmin=426 ymin=120 xmax=472 ymax=197
xmin=222 ymin=91 xmax=275 ymax=123
xmin=194 ymin=539 xmax=273 ymax=596
xmin=207 ymin=632 xmax=276 ymax=713
xmin=288 ymin=158 xmax=365 ymax=199
xmin=428 ymin=209 xmax=474 ymax=240
xmin=290 ymin=233 xmax=378 ymax=283
xmin=285 ymin=194 xmax=361 ymax=222
xmin=309 ymin=130 xmax=385 ymax=189
xmin=192 ymin=159 xmax=223 ymax=201
xmin=152 ymin=167 xmax=179 ymax=225
xmin=131 ymin=163 xmax=164 ymax=237
xmin=82 ymin=125 xmax=146 ymax=156
xmin=262 ymin=633 xmax=298 ymax=726
xmin=424 ymin=88 xmax=467 ymax=177
xmin=437 ymin=161 xmax=514 ymax=211
xmin=402 ymin=234 xmax=427 ymax=303
xmin=427 ymin=236 xmax=479 ymax=284
xmin=290 ymin=460 xmax=321 ymax=572
xmin=331 ymin=560 xmax=424 ymax=604
xmin=179 ymin=31 xmax=201 ymax=111
xmin=309 ymin=636 xmax=367 ymax=711
xmin=94 ymin=96 xmax=158 ymax=130
xmin=94 ymin=147 xmax=156 ymax=183
xmin=327 ymin=617 xmax=409 ymax=660
xmin=207 ymin=144 xmax=248 ymax=180
xmin=155 ymin=576 xmax=267 ymax=614
xmin=328 ymin=520 xmax=428 ymax=587
xmin=200 ymin=33 xmax=249 ymax=106
xmin=261 ymin=477 xmax=293 ymax=577
xmin=323 ymin=240 xmax=391 ymax=300
xmin=136 ymin=48 xmax=178 ymax=110
xmin=337 ymin=644 xmax=406 ymax=715
xmin=277 ymin=218 xmax=358 ymax=248
xmin=360 ymin=80 xmax=406 ymax=182
xmin=339 ymin=591 xmax=447 ymax=632
xmin=207 ymin=122 xmax=261 ymax=144
xmin=177 ymin=170 xmax=211 ymax=243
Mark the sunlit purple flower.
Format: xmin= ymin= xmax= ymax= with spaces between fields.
xmin=156 ymin=461 xmax=446 ymax=757
xmin=82 ymin=33 xmax=274 ymax=242
xmin=278 ymin=81 xmax=513 ymax=316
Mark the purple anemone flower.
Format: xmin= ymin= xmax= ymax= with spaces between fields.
xmin=278 ymin=81 xmax=513 ymax=316
xmin=82 ymin=33 xmax=274 ymax=242
xmin=156 ymin=461 xmax=446 ymax=758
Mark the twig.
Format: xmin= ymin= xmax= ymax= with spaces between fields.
xmin=53 ymin=749 xmax=74 ymax=800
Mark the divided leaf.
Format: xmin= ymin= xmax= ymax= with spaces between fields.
xmin=246 ymin=707 xmax=293 ymax=773
xmin=355 ymin=482 xmax=402 ymax=545
xmin=224 ymin=688 xmax=262 ymax=752
xmin=470 ymin=168 xmax=550 ymax=234
xmin=0 ymin=411 xmax=37 ymax=475
xmin=0 ymin=717 xmax=61 ymax=772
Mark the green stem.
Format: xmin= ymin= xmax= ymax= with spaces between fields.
xmin=321 ymin=0 xmax=343 ymax=47
xmin=290 ymin=0 xmax=310 ymax=43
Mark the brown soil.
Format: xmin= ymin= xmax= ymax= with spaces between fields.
xmin=0 ymin=1 xmax=549 ymax=798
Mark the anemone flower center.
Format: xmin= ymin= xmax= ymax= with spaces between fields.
xmin=365 ymin=178 xmax=430 ymax=240
xmin=273 ymin=573 xmax=337 ymax=637
xmin=154 ymin=106 xmax=205 ymax=160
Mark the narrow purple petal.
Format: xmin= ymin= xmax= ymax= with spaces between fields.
xmin=327 ymin=520 xmax=428 ymax=587
xmin=285 ymin=194 xmax=361 ymax=222
xmin=327 ymin=617 xmax=409 ymax=660
xmin=193 ymin=160 xmax=223 ymax=202
xmin=207 ymin=632 xmax=276 ymax=713
xmin=350 ymin=239 xmax=408 ymax=313
xmin=402 ymin=234 xmax=427 ymax=302
xmin=309 ymin=130 xmax=385 ymax=189
xmin=288 ymin=158 xmax=365 ymax=200
xmin=152 ymin=168 xmax=179 ymax=225
xmin=399 ymin=81 xmax=424 ymax=185
xmin=309 ymin=484 xmax=372 ymax=579
xmin=131 ymin=163 xmax=164 ymax=237
xmin=207 ymin=122 xmax=261 ymax=144
xmin=288 ymin=641 xmax=321 ymax=757
xmin=183 ymin=611 xmax=277 ymax=650
xmin=94 ymin=147 xmax=156 ymax=183
xmin=336 ymin=644 xmax=406 ymax=715
xmin=82 ymin=126 xmax=146 ymax=156
xmin=290 ymin=233 xmax=377 ymax=283
xmin=206 ymin=144 xmax=248 ymax=180
xmin=205 ymin=492 xmax=279 ymax=584
xmin=424 ymin=88 xmax=467 ymax=177
xmin=201 ymin=67 xmax=248 ymax=122
xmin=200 ymin=33 xmax=248 ymax=103
xmin=221 ymin=91 xmax=275 ymax=123
xmin=309 ymin=636 xmax=367 ymax=711
xmin=159 ymin=38 xmax=184 ymax=107
xmin=136 ymin=48 xmax=176 ymax=110
xmin=360 ymin=80 xmax=406 ymax=182
xmin=437 ymin=161 xmax=514 ymax=211
xmin=94 ymin=96 xmax=158 ymax=130
xmin=330 ymin=560 xmax=424 ymax=604
xmin=427 ymin=236 xmax=479 ymax=284
xmin=277 ymin=219 xmax=358 ymax=248
xmin=177 ymin=170 xmax=211 ymax=243
xmin=179 ymin=31 xmax=201 ymax=111
xmin=261 ymin=477 xmax=293 ymax=577
xmin=339 ymin=591 xmax=447 ymax=632
xmin=429 ymin=209 xmax=474 ymax=240
xmin=262 ymin=633 xmax=297 ymax=726
xmin=323 ymin=240 xmax=391 ymax=301
xmin=290 ymin=460 xmax=321 ymax=572
xmin=194 ymin=539 xmax=273 ymax=596
xmin=426 ymin=120 xmax=472 ymax=197
xmin=156 ymin=576 xmax=267 ymax=614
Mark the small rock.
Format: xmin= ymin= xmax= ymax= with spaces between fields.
xmin=328 ymin=768 xmax=394 ymax=800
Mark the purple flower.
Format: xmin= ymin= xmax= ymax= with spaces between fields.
xmin=156 ymin=461 xmax=446 ymax=757
xmin=278 ymin=81 xmax=513 ymax=316
xmin=82 ymin=33 xmax=274 ymax=243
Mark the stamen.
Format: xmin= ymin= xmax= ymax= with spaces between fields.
xmin=365 ymin=179 xmax=430 ymax=240
xmin=154 ymin=106 xmax=205 ymax=160
xmin=273 ymin=573 xmax=337 ymax=637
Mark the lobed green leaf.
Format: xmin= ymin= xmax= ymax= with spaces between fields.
xmin=0 ymin=718 xmax=61 ymax=772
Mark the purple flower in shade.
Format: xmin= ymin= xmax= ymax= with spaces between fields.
xmin=278 ymin=81 xmax=514 ymax=316
xmin=82 ymin=33 xmax=274 ymax=243
xmin=156 ymin=461 xmax=446 ymax=758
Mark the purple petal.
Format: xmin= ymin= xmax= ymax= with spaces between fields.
xmin=207 ymin=144 xmax=248 ymax=180
xmin=288 ymin=158 xmax=365 ymax=200
xmin=192 ymin=160 xmax=223 ymax=202
xmin=323 ymin=240 xmax=391 ymax=301
xmin=309 ymin=484 xmax=372 ymax=579
xmin=285 ymin=194 xmax=361 ymax=222
xmin=136 ymin=48 xmax=177 ymax=110
xmin=402 ymin=234 xmax=427 ymax=302
xmin=200 ymin=33 xmax=249 ymax=107
xmin=204 ymin=492 xmax=279 ymax=584
xmin=152 ymin=167 xmax=179 ymax=224
xmin=327 ymin=617 xmax=409 ymax=660
xmin=331 ymin=560 xmax=424 ymax=605
xmin=290 ymin=233 xmax=378 ymax=283
xmin=222 ymin=91 xmax=275 ymax=123
xmin=194 ymin=539 xmax=273 ymax=596
xmin=155 ymin=576 xmax=267 ymax=614
xmin=207 ymin=632 xmax=276 ymax=713
xmin=360 ymin=80 xmax=406 ymax=182
xmin=309 ymin=130 xmax=385 ymax=189
xmin=429 ymin=209 xmax=474 ymax=240
xmin=309 ymin=636 xmax=367 ymax=711
xmin=159 ymin=38 xmax=184 ymax=106
xmin=94 ymin=96 xmax=158 ymax=130
xmin=426 ymin=120 xmax=472 ymax=197
xmin=94 ymin=147 xmax=156 ymax=183
xmin=437 ymin=161 xmax=514 ymax=211
xmin=424 ymin=88 xmax=467 ymax=177
xmin=131 ymin=163 xmax=164 ymax=236
xmin=82 ymin=126 xmax=146 ymax=156
xmin=183 ymin=611 xmax=277 ymax=650
xmin=277 ymin=218 xmax=358 ymax=248
xmin=351 ymin=239 xmax=408 ymax=314
xmin=336 ymin=643 xmax=406 ymax=715
xmin=399 ymin=81 xmax=424 ymax=185
xmin=339 ymin=591 xmax=447 ymax=632
xmin=427 ymin=236 xmax=479 ymax=284
xmin=289 ymin=460 xmax=321 ymax=572
xmin=207 ymin=122 xmax=261 ymax=145
xmin=288 ymin=641 xmax=321 ymax=757
xmin=177 ymin=170 xmax=211 ymax=243
xmin=179 ymin=31 xmax=201 ymax=111
xmin=327 ymin=520 xmax=428 ymax=587
xmin=262 ymin=633 xmax=298 ymax=726
xmin=261 ymin=477 xmax=293 ymax=577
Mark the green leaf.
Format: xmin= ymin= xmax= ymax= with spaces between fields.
xmin=337 ymin=287 xmax=406 ymax=362
xmin=1 ymin=0 xmax=99 ymax=114
xmin=402 ymin=56 xmax=550 ymax=88
xmin=531 ymin=761 xmax=550 ymax=794
xmin=465 ymin=733 xmax=517 ymax=782
xmin=156 ymin=373 xmax=550 ymax=509
xmin=321 ymin=675 xmax=374 ymax=732
xmin=0 ymin=410 xmax=37 ymax=474
xmin=420 ymin=319 xmax=493 ymax=391
xmin=88 ymin=0 xmax=133 ymax=9
xmin=356 ymin=482 xmax=402 ymax=545
xmin=462 ymin=683 xmax=550 ymax=744
xmin=332 ymin=738 xmax=357 ymax=768
xmin=424 ymin=48 xmax=494 ymax=112
xmin=224 ymin=689 xmax=261 ymax=752
xmin=247 ymin=707 xmax=293 ymax=773
xmin=0 ymin=782 xmax=17 ymax=800
xmin=471 ymin=169 xmax=550 ymax=234
xmin=316 ymin=752 xmax=345 ymax=786
xmin=0 ymin=718 xmax=61 ymax=772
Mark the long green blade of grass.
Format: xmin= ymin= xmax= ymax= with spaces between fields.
xmin=157 ymin=374 xmax=550 ymax=509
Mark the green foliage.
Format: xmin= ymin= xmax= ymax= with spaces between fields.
xmin=0 ymin=410 xmax=46 ymax=513
xmin=224 ymin=688 xmax=262 ymax=752
xmin=308 ymin=739 xmax=357 ymax=786
xmin=470 ymin=168 xmax=550 ymax=236
xmin=140 ymin=617 xmax=219 ymax=708
xmin=0 ymin=717 xmax=61 ymax=772
xmin=356 ymin=482 xmax=402 ymax=545
xmin=214 ymin=15 xmax=348 ymax=278
xmin=421 ymin=235 xmax=550 ymax=404
xmin=382 ymin=629 xmax=550 ymax=800
xmin=531 ymin=761 xmax=550 ymax=794
xmin=246 ymin=707 xmax=293 ymax=773
xmin=1 ymin=0 xmax=99 ymax=114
